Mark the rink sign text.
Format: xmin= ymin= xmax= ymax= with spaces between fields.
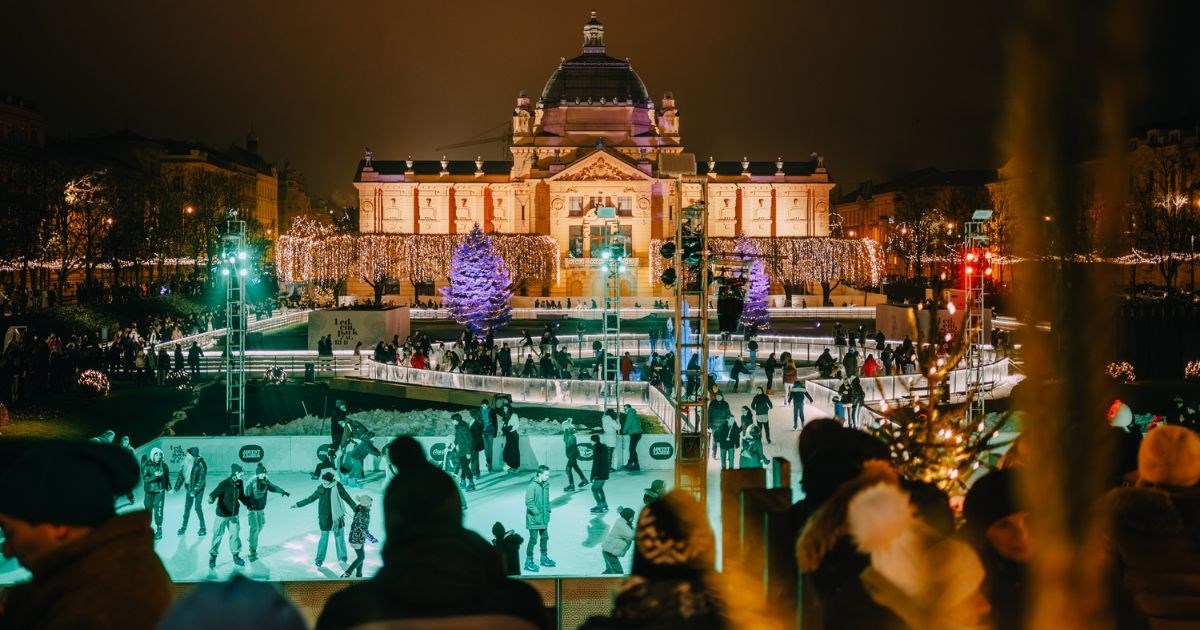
xmin=239 ymin=444 xmax=265 ymax=463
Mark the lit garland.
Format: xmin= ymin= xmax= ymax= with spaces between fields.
xmin=1187 ymin=360 xmax=1200 ymax=380
xmin=1105 ymin=361 xmax=1137 ymax=383
xmin=649 ymin=237 xmax=885 ymax=288
xmin=167 ymin=369 xmax=191 ymax=390
xmin=78 ymin=369 xmax=110 ymax=397
xmin=264 ymin=366 xmax=287 ymax=385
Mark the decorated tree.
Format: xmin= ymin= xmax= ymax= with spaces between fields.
xmin=734 ymin=235 xmax=770 ymax=332
xmin=440 ymin=224 xmax=513 ymax=335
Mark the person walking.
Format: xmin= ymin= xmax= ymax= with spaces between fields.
xmin=787 ymin=380 xmax=815 ymax=430
xmin=174 ymin=446 xmax=208 ymax=536
xmin=589 ymin=434 xmax=611 ymax=514
xmin=562 ymin=418 xmax=589 ymax=492
xmin=207 ymin=464 xmax=247 ymax=568
xmin=523 ymin=465 xmax=556 ymax=573
xmin=452 ymin=413 xmax=476 ymax=491
xmin=751 ymin=386 xmax=774 ymax=444
xmin=141 ymin=446 xmax=170 ymax=540
xmin=469 ymin=410 xmax=485 ymax=478
xmin=243 ymin=463 xmax=290 ymax=561
xmin=341 ymin=495 xmax=378 ymax=579
xmin=292 ymin=470 xmax=355 ymax=568
xmin=708 ymin=392 xmax=732 ymax=459
xmin=622 ymin=403 xmax=643 ymax=471
xmin=600 ymin=507 xmax=636 ymax=575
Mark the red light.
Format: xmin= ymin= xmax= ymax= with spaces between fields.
xmin=966 ymin=265 xmax=975 ymax=275
xmin=984 ymin=267 xmax=993 ymax=276
xmin=965 ymin=252 xmax=977 ymax=262
xmin=984 ymin=250 xmax=992 ymax=260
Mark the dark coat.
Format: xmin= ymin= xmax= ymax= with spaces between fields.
xmin=751 ymin=393 xmax=773 ymax=414
xmin=470 ymin=419 xmax=485 ymax=452
xmin=140 ymin=459 xmax=169 ymax=494
xmin=0 ymin=511 xmax=171 ymax=630
xmin=314 ymin=528 xmax=547 ymax=630
xmin=1109 ymin=485 xmax=1200 ymax=628
xmin=295 ymin=481 xmax=355 ymax=531
xmin=173 ymin=456 xmax=207 ymax=494
xmin=242 ymin=478 xmax=287 ymax=511
xmin=591 ymin=443 xmax=610 ymax=481
xmin=208 ymin=477 xmax=247 ymax=518
xmin=454 ymin=421 xmax=474 ymax=456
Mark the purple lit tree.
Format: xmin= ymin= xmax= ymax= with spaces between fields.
xmin=441 ymin=224 xmax=513 ymax=335
xmin=735 ymin=235 xmax=771 ymax=332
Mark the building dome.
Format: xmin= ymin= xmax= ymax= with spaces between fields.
xmin=539 ymin=12 xmax=652 ymax=107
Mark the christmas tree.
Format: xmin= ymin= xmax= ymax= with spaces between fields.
xmin=440 ymin=224 xmax=513 ymax=335
xmin=735 ymin=235 xmax=771 ymax=332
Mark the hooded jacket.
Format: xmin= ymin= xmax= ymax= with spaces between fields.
xmin=602 ymin=517 xmax=636 ymax=557
xmin=140 ymin=448 xmax=169 ymax=494
xmin=1108 ymin=484 xmax=1200 ymax=628
xmin=525 ymin=477 xmax=551 ymax=530
xmin=208 ymin=476 xmax=247 ymax=518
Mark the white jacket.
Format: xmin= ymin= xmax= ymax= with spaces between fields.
xmin=601 ymin=415 xmax=620 ymax=447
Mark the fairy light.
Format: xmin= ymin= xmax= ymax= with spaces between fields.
xmin=78 ymin=369 xmax=110 ymax=397
xmin=648 ymin=236 xmax=885 ymax=287
xmin=1105 ymin=361 xmax=1136 ymax=383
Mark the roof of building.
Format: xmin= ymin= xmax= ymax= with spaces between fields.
xmin=696 ymin=160 xmax=819 ymax=177
xmin=836 ymin=167 xmax=996 ymax=204
xmin=538 ymin=12 xmax=652 ymax=108
xmin=355 ymin=159 xmax=512 ymax=181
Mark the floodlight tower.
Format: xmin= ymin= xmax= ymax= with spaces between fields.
xmin=962 ymin=209 xmax=993 ymax=428
xmin=598 ymin=207 xmax=625 ymax=412
xmin=222 ymin=219 xmax=249 ymax=435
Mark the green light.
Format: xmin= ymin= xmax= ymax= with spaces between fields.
xmin=221 ymin=268 xmax=230 ymax=276
xmin=601 ymin=250 xmax=611 ymax=260
xmin=237 ymin=251 xmax=247 ymax=261
xmin=618 ymin=263 xmax=627 ymax=273
xmin=238 ymin=268 xmax=248 ymax=277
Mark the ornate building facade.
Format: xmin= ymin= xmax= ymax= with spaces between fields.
xmin=353 ymin=12 xmax=834 ymax=297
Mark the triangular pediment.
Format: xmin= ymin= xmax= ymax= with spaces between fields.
xmin=548 ymin=149 xmax=653 ymax=182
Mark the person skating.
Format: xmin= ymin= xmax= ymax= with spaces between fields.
xmin=452 ymin=413 xmax=476 ymax=491
xmin=600 ymin=507 xmax=636 ymax=574
xmin=174 ymin=446 xmax=208 ymax=536
xmin=717 ymin=415 xmax=741 ymax=470
xmin=341 ymin=495 xmax=378 ymax=578
xmin=589 ymin=434 xmax=611 ymax=514
xmin=207 ymin=464 xmax=248 ymax=568
xmin=523 ymin=465 xmax=556 ymax=572
xmin=141 ymin=446 xmax=170 ymax=540
xmin=751 ymin=386 xmax=774 ymax=444
xmin=502 ymin=411 xmax=522 ymax=472
xmin=492 ymin=521 xmax=525 ymax=576
xmin=293 ymin=470 xmax=355 ymax=568
xmin=562 ymin=418 xmax=589 ymax=491
xmin=468 ymin=409 xmax=485 ymax=477
xmin=118 ymin=435 xmax=136 ymax=504
xmin=729 ymin=356 xmax=752 ymax=393
xmin=740 ymin=424 xmax=766 ymax=468
xmin=601 ymin=409 xmax=621 ymax=471
xmin=243 ymin=463 xmax=290 ymax=561
xmin=480 ymin=399 xmax=497 ymax=473
xmin=622 ymin=403 xmax=643 ymax=471
xmin=788 ymin=380 xmax=815 ymax=429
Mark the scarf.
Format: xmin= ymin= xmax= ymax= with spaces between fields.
xmin=323 ymin=477 xmax=346 ymax=526
xmin=180 ymin=454 xmax=194 ymax=486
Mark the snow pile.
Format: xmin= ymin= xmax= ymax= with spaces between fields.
xmin=246 ymin=408 xmax=571 ymax=437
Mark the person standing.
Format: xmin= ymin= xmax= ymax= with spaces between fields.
xmin=174 ymin=446 xmax=208 ymax=536
xmin=207 ymin=464 xmax=247 ymax=568
xmin=788 ymin=380 xmax=815 ymax=430
xmin=589 ymin=434 xmax=611 ymax=514
xmin=601 ymin=409 xmax=621 ymax=471
xmin=173 ymin=344 xmax=185 ymax=371
xmin=480 ymin=399 xmax=497 ymax=473
xmin=600 ymin=507 xmax=636 ymax=574
xmin=118 ymin=435 xmax=137 ymax=504
xmin=156 ymin=346 xmax=170 ymax=384
xmin=717 ymin=415 xmax=741 ymax=470
xmin=294 ymin=470 xmax=355 ymax=568
xmin=331 ymin=399 xmax=349 ymax=452
xmin=141 ymin=446 xmax=169 ymax=540
xmin=502 ymin=412 xmax=522 ymax=473
xmin=763 ymin=353 xmax=779 ymax=395
xmin=562 ymin=418 xmax=589 ymax=492
xmin=243 ymin=463 xmax=290 ymax=561
xmin=341 ymin=495 xmax=378 ymax=579
xmin=452 ymin=413 xmax=476 ymax=491
xmin=751 ymin=386 xmax=774 ymax=444
xmin=849 ymin=377 xmax=866 ymax=429
xmin=523 ymin=465 xmax=556 ymax=573
xmin=469 ymin=410 xmax=485 ymax=478
xmin=187 ymin=341 xmax=203 ymax=376
xmin=622 ymin=403 xmax=643 ymax=471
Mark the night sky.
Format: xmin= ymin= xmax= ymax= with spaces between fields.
xmin=3 ymin=1 xmax=1196 ymax=202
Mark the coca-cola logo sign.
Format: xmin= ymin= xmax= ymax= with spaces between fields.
xmin=576 ymin=443 xmax=595 ymax=461
xmin=429 ymin=442 xmax=448 ymax=463
xmin=238 ymin=445 xmax=264 ymax=463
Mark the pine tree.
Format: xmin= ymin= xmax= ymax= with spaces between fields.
xmin=735 ymin=235 xmax=770 ymax=332
xmin=440 ymin=224 xmax=513 ymax=335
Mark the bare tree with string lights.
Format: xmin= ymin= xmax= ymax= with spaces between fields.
xmin=440 ymin=224 xmax=513 ymax=335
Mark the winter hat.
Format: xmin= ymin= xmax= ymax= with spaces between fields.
xmin=383 ymin=436 xmax=462 ymax=540
xmin=619 ymin=506 xmax=636 ymax=522
xmin=357 ymin=495 xmax=372 ymax=507
xmin=631 ymin=490 xmax=716 ymax=580
xmin=255 ymin=463 xmax=267 ymax=475
xmin=1138 ymin=425 xmax=1200 ymax=487
xmin=150 ymin=446 xmax=164 ymax=461
xmin=643 ymin=479 xmax=666 ymax=503
xmin=321 ymin=470 xmax=336 ymax=483
xmin=962 ymin=469 xmax=1020 ymax=534
xmin=157 ymin=574 xmax=306 ymax=630
xmin=231 ymin=463 xmax=244 ymax=475
xmin=187 ymin=446 xmax=200 ymax=458
xmin=0 ymin=440 xmax=138 ymax=526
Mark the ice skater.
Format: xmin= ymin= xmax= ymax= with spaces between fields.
xmin=622 ymin=404 xmax=643 ymax=471
xmin=600 ymin=507 xmax=636 ymax=574
xmin=141 ymin=447 xmax=169 ymax=540
xmin=342 ymin=495 xmax=377 ymax=578
xmin=751 ymin=386 xmax=774 ymax=444
xmin=523 ymin=465 xmax=556 ymax=572
xmin=207 ymin=464 xmax=247 ymax=568
xmin=480 ymin=399 xmax=497 ymax=473
xmin=452 ymin=413 xmax=476 ymax=491
xmin=292 ymin=470 xmax=355 ymax=568
xmin=174 ymin=446 xmax=208 ymax=536
xmin=601 ymin=409 xmax=620 ymax=471
xmin=118 ymin=435 xmax=137 ymax=504
xmin=787 ymin=380 xmax=814 ymax=429
xmin=589 ymin=434 xmax=610 ymax=513
xmin=717 ymin=416 xmax=741 ymax=470
xmin=502 ymin=412 xmax=521 ymax=472
xmin=561 ymin=418 xmax=589 ymax=492
xmin=243 ymin=463 xmax=290 ymax=561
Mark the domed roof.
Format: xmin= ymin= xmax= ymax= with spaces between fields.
xmin=539 ymin=12 xmax=652 ymax=107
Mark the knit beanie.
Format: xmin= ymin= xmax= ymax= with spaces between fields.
xmin=631 ymin=490 xmax=716 ymax=580
xmin=963 ymin=469 xmax=1020 ymax=533
xmin=157 ymin=575 xmax=305 ymax=630
xmin=255 ymin=463 xmax=267 ymax=475
xmin=383 ymin=436 xmax=462 ymax=537
xmin=187 ymin=446 xmax=200 ymax=457
xmin=619 ymin=506 xmax=636 ymax=522
xmin=1139 ymin=425 xmax=1200 ymax=487
xmin=0 ymin=440 xmax=138 ymax=526
xmin=231 ymin=463 xmax=243 ymax=475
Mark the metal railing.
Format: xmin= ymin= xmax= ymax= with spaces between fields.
xmin=409 ymin=305 xmax=877 ymax=320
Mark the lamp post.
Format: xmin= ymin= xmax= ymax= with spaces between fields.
xmin=222 ymin=220 xmax=250 ymax=436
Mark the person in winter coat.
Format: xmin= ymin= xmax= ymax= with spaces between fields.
xmin=729 ymin=356 xmax=752 ymax=393
xmin=590 ymin=434 xmax=612 ymax=514
xmin=502 ymin=412 xmax=522 ymax=472
xmin=708 ymin=392 xmax=732 ymax=459
xmin=763 ymin=353 xmax=779 ymax=394
xmin=173 ymin=344 xmax=185 ymax=371
xmin=788 ymin=380 xmax=815 ymax=430
xmin=243 ymin=463 xmax=290 ymax=561
xmin=816 ymin=348 xmax=836 ymax=378
xmin=601 ymin=507 xmax=637 ymax=574
xmin=187 ymin=341 xmax=203 ymax=375
xmin=849 ymin=377 xmax=867 ymax=429
xmin=740 ymin=424 xmax=766 ymax=469
xmin=174 ymin=446 xmax=208 ymax=536
xmin=0 ymin=440 xmax=172 ymax=630
xmin=842 ymin=347 xmax=859 ymax=378
xmin=523 ymin=465 xmax=556 ymax=573
xmin=342 ymin=495 xmax=378 ymax=578
xmin=141 ymin=446 xmax=170 ymax=540
xmin=293 ymin=470 xmax=355 ymax=568
xmin=468 ymin=411 xmax=485 ymax=477
xmin=622 ymin=404 xmax=643 ymax=470
xmin=960 ymin=468 xmax=1031 ymax=630
xmin=562 ymin=418 xmax=589 ymax=491
xmin=717 ymin=416 xmax=742 ymax=470
xmin=1108 ymin=424 xmax=1200 ymax=628
xmin=862 ymin=354 xmax=880 ymax=377
xmin=492 ymin=521 xmax=526 ymax=576
xmin=452 ymin=413 xmax=476 ymax=491
xmin=207 ymin=464 xmax=248 ymax=568
xmin=315 ymin=437 xmax=546 ymax=630
xmin=601 ymin=409 xmax=621 ymax=471
xmin=751 ymin=386 xmax=774 ymax=444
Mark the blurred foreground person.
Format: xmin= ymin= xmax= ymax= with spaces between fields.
xmin=316 ymin=436 xmax=546 ymax=630
xmin=961 ymin=468 xmax=1029 ymax=630
xmin=0 ymin=440 xmax=171 ymax=630
xmin=157 ymin=574 xmax=305 ymax=630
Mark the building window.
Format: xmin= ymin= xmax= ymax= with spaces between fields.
xmin=569 ymin=225 xmax=584 ymax=258
xmin=617 ymin=196 xmax=633 ymax=217
xmin=569 ymin=196 xmax=585 ymax=217
xmin=589 ymin=225 xmax=633 ymax=258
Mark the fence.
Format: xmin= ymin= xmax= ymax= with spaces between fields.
xmin=409 ymin=305 xmax=877 ymax=321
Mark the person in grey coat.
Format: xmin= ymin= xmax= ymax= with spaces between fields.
xmin=523 ymin=465 xmax=555 ymax=573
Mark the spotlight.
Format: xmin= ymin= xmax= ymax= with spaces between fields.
xmin=659 ymin=241 xmax=676 ymax=259
xmin=660 ymin=268 xmax=677 ymax=286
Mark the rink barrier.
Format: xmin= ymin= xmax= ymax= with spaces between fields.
xmin=409 ymin=305 xmax=877 ymax=320
xmin=140 ymin=434 xmax=678 ymax=476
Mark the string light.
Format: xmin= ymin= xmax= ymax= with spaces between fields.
xmin=648 ymin=236 xmax=885 ymax=287
xmin=1105 ymin=361 xmax=1136 ymax=383
xmin=78 ymin=369 xmax=110 ymax=397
